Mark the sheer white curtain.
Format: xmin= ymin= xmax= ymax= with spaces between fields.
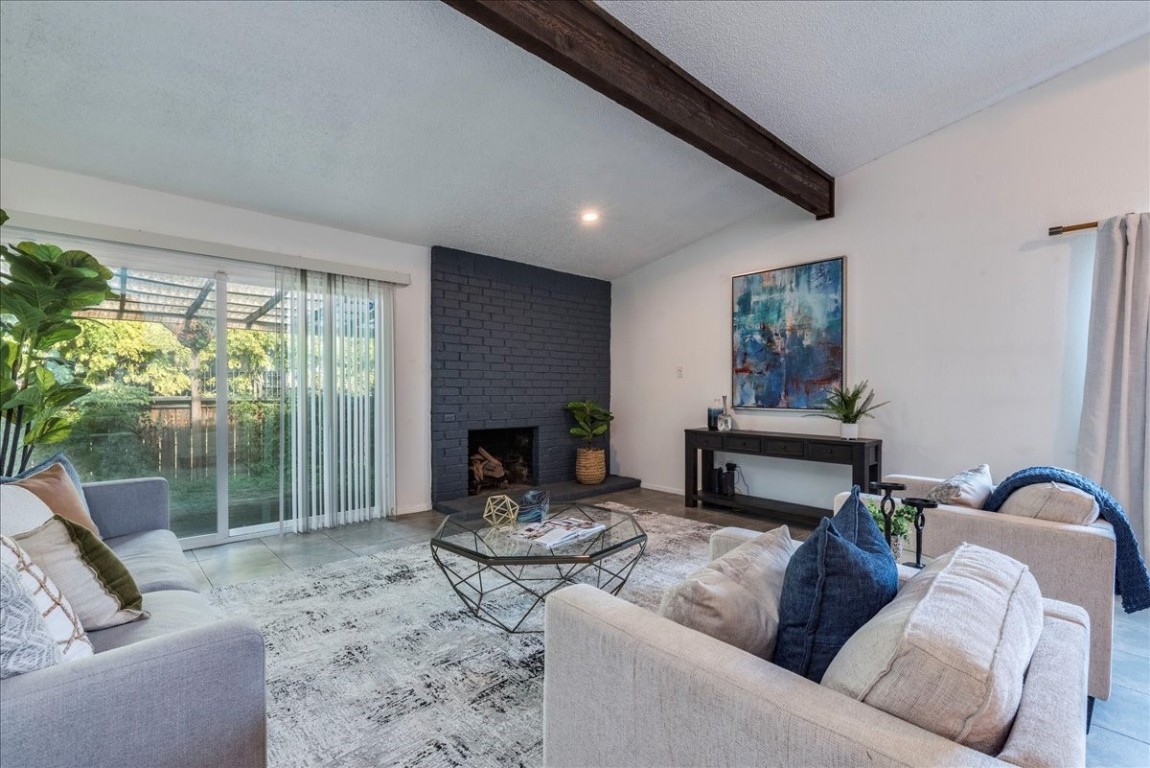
xmin=1078 ymin=213 xmax=1149 ymax=548
xmin=284 ymin=271 xmax=396 ymax=531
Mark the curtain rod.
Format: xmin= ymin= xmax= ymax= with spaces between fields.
xmin=1048 ymin=220 xmax=1099 ymax=237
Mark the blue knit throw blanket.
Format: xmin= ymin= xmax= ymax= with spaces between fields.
xmin=983 ymin=466 xmax=1150 ymax=613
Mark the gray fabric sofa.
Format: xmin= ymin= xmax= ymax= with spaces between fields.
xmin=543 ymin=529 xmax=1090 ymax=768
xmin=0 ymin=478 xmax=267 ymax=768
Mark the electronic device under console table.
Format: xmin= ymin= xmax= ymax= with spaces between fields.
xmin=684 ymin=428 xmax=882 ymax=523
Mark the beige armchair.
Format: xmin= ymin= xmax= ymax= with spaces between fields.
xmin=837 ymin=474 xmax=1116 ymax=702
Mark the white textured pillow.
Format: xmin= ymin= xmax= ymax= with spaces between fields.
xmin=0 ymin=536 xmax=93 ymax=662
xmin=822 ymin=543 xmax=1044 ymax=755
xmin=1 ymin=562 xmax=63 ymax=679
xmin=659 ymin=525 xmax=796 ymax=658
xmin=927 ymin=464 xmax=994 ymax=508
xmin=999 ymin=482 xmax=1100 ymax=526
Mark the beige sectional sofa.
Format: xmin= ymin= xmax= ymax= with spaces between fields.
xmin=542 ymin=528 xmax=1091 ymax=768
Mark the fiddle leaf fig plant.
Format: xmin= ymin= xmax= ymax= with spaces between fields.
xmin=0 ymin=209 xmax=118 ymax=475
xmin=565 ymin=399 xmax=613 ymax=444
xmin=809 ymin=379 xmax=889 ymax=424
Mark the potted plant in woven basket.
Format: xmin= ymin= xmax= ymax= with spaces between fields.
xmin=565 ymin=399 xmax=613 ymax=485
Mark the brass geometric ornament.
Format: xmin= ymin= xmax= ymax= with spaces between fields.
xmin=483 ymin=494 xmax=520 ymax=529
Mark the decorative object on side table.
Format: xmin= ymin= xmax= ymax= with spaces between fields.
xmin=0 ymin=209 xmax=118 ymax=475
xmin=732 ymin=257 xmax=844 ymax=410
xmin=807 ymin=379 xmax=888 ymax=439
xmin=565 ymin=399 xmax=613 ymax=484
xmin=483 ymin=494 xmax=519 ymax=529
xmin=899 ymin=497 xmax=938 ymax=569
xmin=517 ymin=489 xmax=550 ymax=523
xmin=716 ymin=394 xmax=735 ymax=432
xmin=706 ymin=400 xmax=722 ymax=431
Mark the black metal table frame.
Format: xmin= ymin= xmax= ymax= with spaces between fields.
xmin=430 ymin=532 xmax=647 ymax=633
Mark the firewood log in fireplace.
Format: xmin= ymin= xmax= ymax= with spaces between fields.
xmin=470 ymin=447 xmax=507 ymax=488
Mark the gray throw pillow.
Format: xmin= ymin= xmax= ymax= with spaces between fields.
xmin=0 ymin=562 xmax=64 ymax=679
xmin=927 ymin=464 xmax=994 ymax=508
xmin=659 ymin=526 xmax=796 ymax=658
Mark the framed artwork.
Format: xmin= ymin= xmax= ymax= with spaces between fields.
xmin=732 ymin=256 xmax=845 ymax=410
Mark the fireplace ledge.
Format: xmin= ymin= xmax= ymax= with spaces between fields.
xmin=434 ymin=475 xmax=641 ymax=516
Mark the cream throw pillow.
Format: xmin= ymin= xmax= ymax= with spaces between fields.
xmin=926 ymin=464 xmax=995 ymax=508
xmin=0 ymin=485 xmax=146 ymax=631
xmin=659 ymin=525 xmax=796 ymax=658
xmin=999 ymin=482 xmax=1100 ymax=525
xmin=822 ymin=543 xmax=1043 ymax=755
xmin=0 ymin=535 xmax=93 ymax=662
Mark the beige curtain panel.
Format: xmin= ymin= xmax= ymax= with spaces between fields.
xmin=1078 ymin=213 xmax=1150 ymax=548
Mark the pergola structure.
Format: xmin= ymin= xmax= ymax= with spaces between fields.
xmin=81 ymin=268 xmax=286 ymax=332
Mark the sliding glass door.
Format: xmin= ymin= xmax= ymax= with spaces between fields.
xmin=50 ymin=259 xmax=288 ymax=542
xmin=14 ymin=227 xmax=395 ymax=545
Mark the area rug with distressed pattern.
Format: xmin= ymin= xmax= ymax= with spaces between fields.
xmin=207 ymin=504 xmax=730 ymax=768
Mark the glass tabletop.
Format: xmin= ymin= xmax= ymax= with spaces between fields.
xmin=430 ymin=502 xmax=646 ymax=564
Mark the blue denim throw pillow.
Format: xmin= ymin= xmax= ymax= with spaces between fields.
xmin=773 ymin=486 xmax=898 ymax=682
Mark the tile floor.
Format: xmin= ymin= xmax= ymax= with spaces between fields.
xmin=185 ymin=487 xmax=1150 ymax=766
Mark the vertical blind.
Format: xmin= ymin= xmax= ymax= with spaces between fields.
xmin=286 ymin=271 xmax=396 ymax=531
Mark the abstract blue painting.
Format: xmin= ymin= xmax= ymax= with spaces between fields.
xmin=732 ymin=257 xmax=844 ymax=409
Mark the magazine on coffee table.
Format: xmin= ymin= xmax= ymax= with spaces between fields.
xmin=510 ymin=516 xmax=607 ymax=548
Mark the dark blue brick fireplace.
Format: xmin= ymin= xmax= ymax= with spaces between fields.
xmin=430 ymin=246 xmax=611 ymax=503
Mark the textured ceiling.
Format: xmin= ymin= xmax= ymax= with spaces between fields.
xmin=1 ymin=1 xmax=1146 ymax=279
xmin=598 ymin=0 xmax=1150 ymax=176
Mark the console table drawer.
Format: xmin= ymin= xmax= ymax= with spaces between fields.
xmin=762 ymin=438 xmax=804 ymax=457
xmin=724 ymin=435 xmax=761 ymax=452
xmin=693 ymin=433 xmax=724 ymax=449
xmin=806 ymin=442 xmax=853 ymax=463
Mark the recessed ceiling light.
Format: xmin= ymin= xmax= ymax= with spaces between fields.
xmin=580 ymin=210 xmax=600 ymax=224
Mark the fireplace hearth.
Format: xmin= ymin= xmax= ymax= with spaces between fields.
xmin=468 ymin=427 xmax=537 ymax=495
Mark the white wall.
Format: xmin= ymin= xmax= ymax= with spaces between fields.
xmin=0 ymin=159 xmax=433 ymax=514
xmin=611 ymin=37 xmax=1150 ymax=507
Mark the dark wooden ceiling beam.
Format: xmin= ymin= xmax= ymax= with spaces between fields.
xmin=441 ymin=0 xmax=834 ymax=219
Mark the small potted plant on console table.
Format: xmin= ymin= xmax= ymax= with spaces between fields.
xmin=809 ymin=380 xmax=888 ymax=439
xmin=565 ymin=399 xmax=613 ymax=484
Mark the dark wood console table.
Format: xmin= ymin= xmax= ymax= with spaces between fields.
xmin=684 ymin=428 xmax=882 ymax=523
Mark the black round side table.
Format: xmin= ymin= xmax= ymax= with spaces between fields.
xmin=870 ymin=481 xmax=907 ymax=547
xmin=900 ymin=497 xmax=939 ymax=569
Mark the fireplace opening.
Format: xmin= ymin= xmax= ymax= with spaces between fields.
xmin=468 ymin=427 xmax=537 ymax=495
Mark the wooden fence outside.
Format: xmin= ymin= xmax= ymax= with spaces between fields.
xmin=147 ymin=397 xmax=281 ymax=480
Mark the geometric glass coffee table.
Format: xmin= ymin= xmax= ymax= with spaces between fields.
xmin=430 ymin=502 xmax=647 ymax=633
